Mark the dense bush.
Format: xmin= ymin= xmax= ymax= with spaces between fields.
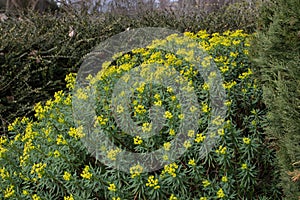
xmin=0 ymin=1 xmax=262 ymax=135
xmin=250 ymin=0 xmax=300 ymax=199
xmin=0 ymin=30 xmax=282 ymax=199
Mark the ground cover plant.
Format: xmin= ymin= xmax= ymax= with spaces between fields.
xmin=0 ymin=30 xmax=282 ymax=199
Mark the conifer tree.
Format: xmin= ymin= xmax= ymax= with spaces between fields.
xmin=251 ymin=0 xmax=300 ymax=199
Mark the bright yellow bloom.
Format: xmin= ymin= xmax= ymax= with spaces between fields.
xmin=243 ymin=137 xmax=251 ymax=144
xmin=146 ymin=175 xmax=160 ymax=189
xmin=221 ymin=176 xmax=228 ymax=182
xmin=200 ymin=197 xmax=207 ymax=200
xmin=32 ymin=194 xmax=41 ymax=200
xmin=4 ymin=185 xmax=14 ymax=198
xmin=164 ymin=111 xmax=173 ymax=119
xmin=167 ymin=129 xmax=175 ymax=137
xmin=130 ymin=164 xmax=143 ymax=178
xmin=112 ymin=197 xmax=121 ymax=200
xmin=241 ymin=163 xmax=248 ymax=170
xmin=216 ymin=146 xmax=227 ymax=155
xmin=53 ymin=150 xmax=60 ymax=158
xmin=217 ymin=188 xmax=225 ymax=198
xmin=163 ymin=142 xmax=171 ymax=151
xmin=65 ymin=73 xmax=76 ymax=90
xmin=117 ymin=105 xmax=124 ymax=113
xmin=63 ymin=171 xmax=71 ymax=181
xmin=202 ymin=102 xmax=210 ymax=113
xmin=161 ymin=163 xmax=178 ymax=178
xmin=134 ymin=105 xmax=146 ymax=114
xmin=30 ymin=163 xmax=47 ymax=179
xmin=108 ymin=183 xmax=117 ymax=192
xmin=195 ymin=133 xmax=206 ymax=143
xmin=133 ymin=136 xmax=143 ymax=145
xmin=188 ymin=159 xmax=196 ymax=166
xmin=202 ymin=179 xmax=210 ymax=187
xmin=68 ymin=126 xmax=85 ymax=139
xmin=183 ymin=140 xmax=192 ymax=149
xmin=169 ymin=194 xmax=178 ymax=200
xmin=64 ymin=194 xmax=74 ymax=200
xmin=81 ymin=165 xmax=92 ymax=179
xmin=56 ymin=134 xmax=67 ymax=145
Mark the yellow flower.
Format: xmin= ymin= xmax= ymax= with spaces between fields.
xmin=243 ymin=137 xmax=251 ymax=144
xmin=195 ymin=133 xmax=206 ymax=143
xmin=53 ymin=150 xmax=60 ymax=158
xmin=217 ymin=188 xmax=225 ymax=198
xmin=112 ymin=197 xmax=121 ymax=200
xmin=178 ymin=114 xmax=184 ymax=120
xmin=241 ymin=163 xmax=248 ymax=170
xmin=22 ymin=190 xmax=29 ymax=195
xmin=188 ymin=130 xmax=195 ymax=138
xmin=146 ymin=175 xmax=160 ymax=189
xmin=202 ymin=179 xmax=210 ymax=187
xmin=230 ymin=51 xmax=239 ymax=58
xmin=161 ymin=163 xmax=178 ymax=178
xmin=217 ymin=129 xmax=225 ymax=136
xmin=154 ymin=93 xmax=161 ymax=100
xmin=108 ymin=183 xmax=117 ymax=192
xmin=163 ymin=154 xmax=169 ymax=161
xmin=154 ymin=100 xmax=162 ymax=106
xmin=223 ymin=81 xmax=237 ymax=90
xmin=81 ymin=165 xmax=92 ymax=179
xmin=221 ymin=176 xmax=228 ymax=182
xmin=65 ymin=73 xmax=76 ymax=90
xmin=164 ymin=111 xmax=173 ymax=119
xmin=4 ymin=185 xmax=14 ymax=198
xmin=190 ymin=106 xmax=197 ymax=113
xmin=116 ymin=105 xmax=124 ymax=113
xmin=200 ymin=197 xmax=207 ymax=200
xmin=68 ymin=126 xmax=85 ymax=139
xmin=134 ymin=105 xmax=146 ymax=114
xmin=63 ymin=171 xmax=71 ymax=181
xmin=188 ymin=159 xmax=196 ymax=166
xmin=130 ymin=164 xmax=143 ymax=178
xmin=107 ymin=148 xmax=121 ymax=161
xmin=32 ymin=194 xmax=41 ymax=200
xmin=183 ymin=140 xmax=192 ymax=149
xmin=56 ymin=134 xmax=67 ymax=145
xmin=133 ymin=136 xmax=143 ymax=145
xmin=169 ymin=194 xmax=178 ymax=200
xmin=64 ymin=194 xmax=74 ymax=200
xmin=201 ymin=102 xmax=210 ymax=113
xmin=169 ymin=129 xmax=175 ymax=136
xmin=163 ymin=142 xmax=171 ymax=151
xmin=216 ymin=146 xmax=227 ymax=155
xmin=142 ymin=122 xmax=152 ymax=132
xmin=30 ymin=163 xmax=47 ymax=179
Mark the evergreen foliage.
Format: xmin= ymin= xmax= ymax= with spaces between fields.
xmin=250 ymin=0 xmax=300 ymax=198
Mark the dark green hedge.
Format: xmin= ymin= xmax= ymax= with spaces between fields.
xmin=250 ymin=0 xmax=300 ymax=199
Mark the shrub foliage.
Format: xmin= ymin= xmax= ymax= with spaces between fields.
xmin=0 ymin=1 xmax=262 ymax=135
xmin=0 ymin=30 xmax=282 ymax=199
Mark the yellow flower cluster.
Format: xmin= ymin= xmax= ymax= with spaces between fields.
xmin=81 ymin=165 xmax=92 ymax=179
xmin=161 ymin=163 xmax=178 ymax=178
xmin=202 ymin=179 xmax=211 ymax=187
xmin=63 ymin=171 xmax=71 ymax=181
xmin=65 ymin=73 xmax=76 ymax=90
xmin=216 ymin=146 xmax=227 ymax=155
xmin=133 ymin=136 xmax=143 ymax=145
xmin=68 ymin=126 xmax=85 ymax=140
xmin=108 ymin=183 xmax=117 ymax=192
xmin=130 ymin=164 xmax=143 ymax=179
xmin=4 ymin=184 xmax=14 ymax=198
xmin=30 ymin=163 xmax=47 ymax=179
xmin=146 ymin=175 xmax=160 ymax=189
xmin=169 ymin=194 xmax=178 ymax=200
xmin=243 ymin=137 xmax=251 ymax=144
xmin=106 ymin=148 xmax=121 ymax=161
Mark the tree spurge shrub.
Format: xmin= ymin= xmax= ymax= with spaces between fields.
xmin=0 ymin=30 xmax=282 ymax=199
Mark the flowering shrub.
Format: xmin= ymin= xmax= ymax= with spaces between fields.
xmin=0 ymin=30 xmax=281 ymax=199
